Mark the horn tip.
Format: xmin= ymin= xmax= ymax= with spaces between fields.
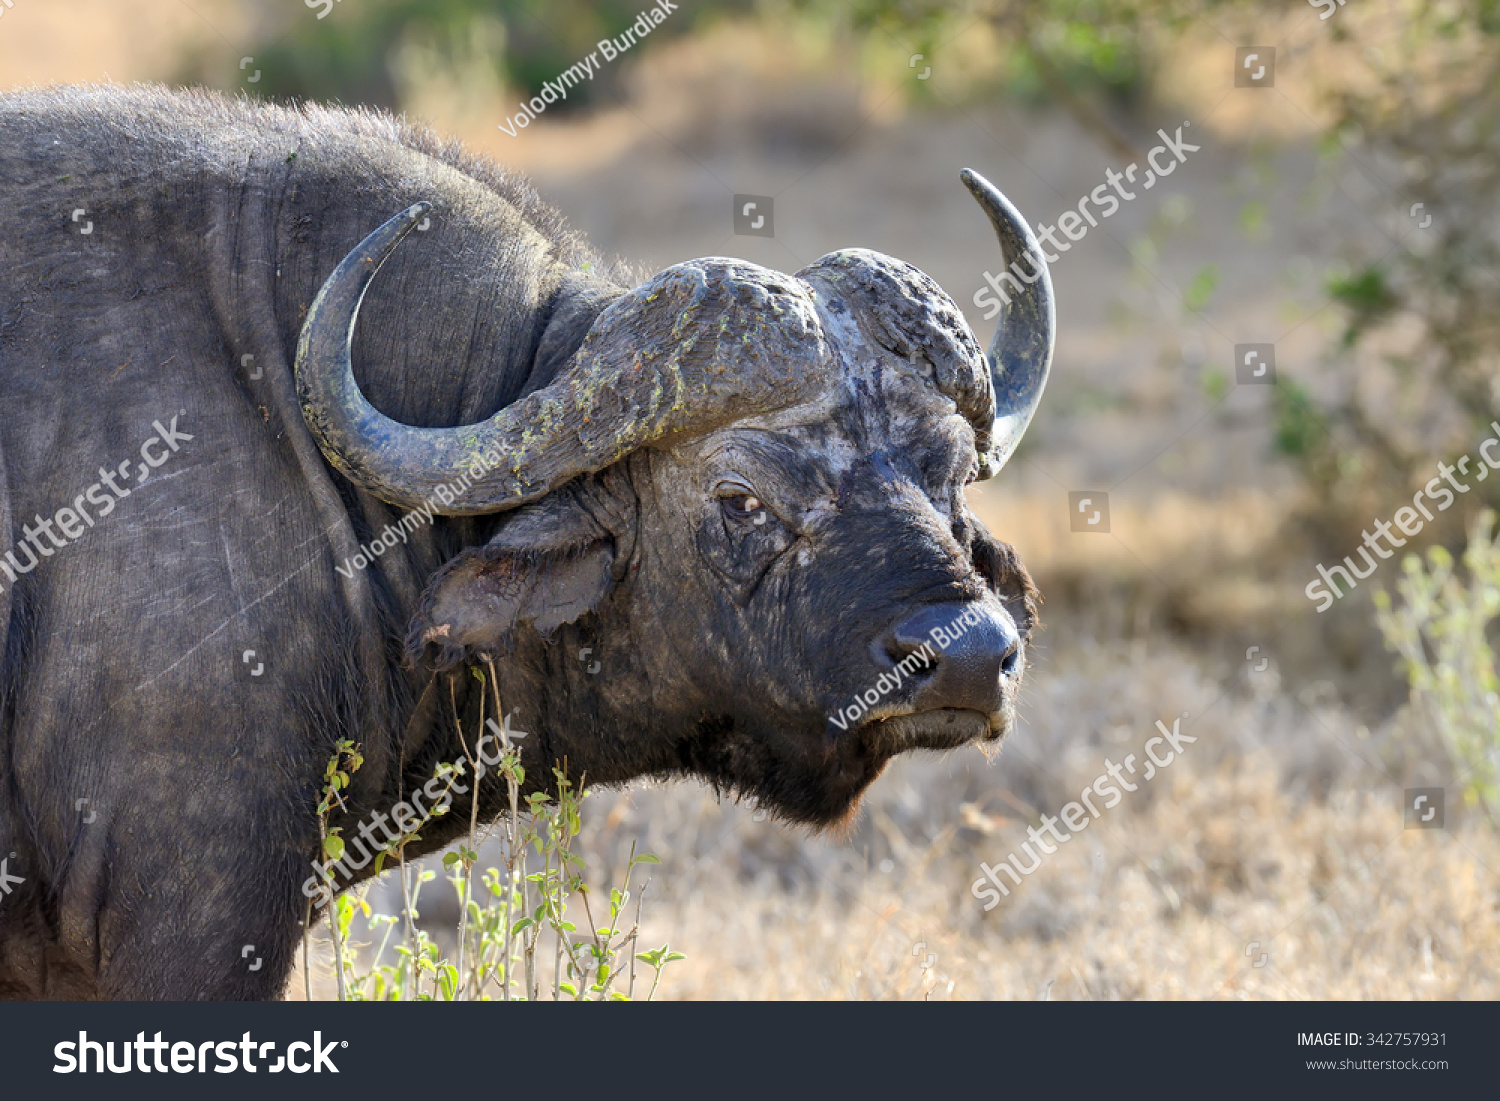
xmin=959 ymin=167 xmax=992 ymax=196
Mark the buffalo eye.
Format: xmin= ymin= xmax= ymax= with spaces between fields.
xmin=717 ymin=485 xmax=769 ymax=525
xmin=701 ymin=481 xmax=793 ymax=596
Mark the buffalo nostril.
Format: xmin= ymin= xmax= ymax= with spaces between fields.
xmin=1000 ymin=639 xmax=1021 ymax=677
xmin=882 ymin=634 xmax=927 ymax=667
xmin=876 ymin=632 xmax=939 ymax=684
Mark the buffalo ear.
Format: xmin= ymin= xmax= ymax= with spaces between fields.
xmin=407 ymin=489 xmax=615 ymax=669
xmin=968 ymin=517 xmax=1040 ymax=637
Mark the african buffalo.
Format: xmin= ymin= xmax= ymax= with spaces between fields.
xmin=0 ymin=85 xmax=1052 ymax=999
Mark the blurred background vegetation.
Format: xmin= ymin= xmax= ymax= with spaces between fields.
xmin=174 ymin=0 xmax=1500 ymax=559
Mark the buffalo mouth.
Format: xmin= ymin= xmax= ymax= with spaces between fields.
xmin=856 ymin=708 xmax=997 ymax=755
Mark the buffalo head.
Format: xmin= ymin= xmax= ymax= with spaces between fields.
xmin=294 ymin=169 xmax=1053 ymax=826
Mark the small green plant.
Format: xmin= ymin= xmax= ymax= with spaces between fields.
xmin=310 ymin=738 xmax=364 ymax=1001
xmin=1375 ymin=509 xmax=1500 ymax=824
xmin=305 ymin=664 xmax=683 ymax=1000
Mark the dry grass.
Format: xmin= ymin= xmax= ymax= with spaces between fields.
xmin=600 ymin=760 xmax=1500 ymax=1001
xmin=546 ymin=626 xmax=1499 ymax=1001
xmin=290 ymin=616 xmax=1500 ymax=1001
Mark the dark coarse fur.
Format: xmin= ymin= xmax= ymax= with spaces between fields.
xmin=0 ymin=85 xmax=1038 ymax=1000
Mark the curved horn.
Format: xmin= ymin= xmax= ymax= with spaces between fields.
xmin=960 ymin=168 xmax=1055 ymax=476
xmin=295 ymin=206 xmax=828 ymax=515
xmin=295 ymin=203 xmax=454 ymax=508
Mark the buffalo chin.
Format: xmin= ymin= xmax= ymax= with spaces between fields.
xmin=860 ymin=708 xmax=998 ymax=756
xmin=776 ymin=709 xmax=1001 ymax=831
xmin=673 ymin=708 xmax=1007 ymax=830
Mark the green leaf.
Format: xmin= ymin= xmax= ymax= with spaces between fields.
xmin=1273 ymin=380 xmax=1328 ymax=459
xmin=1182 ymin=263 xmax=1219 ymax=314
xmin=437 ymin=964 xmax=459 ymax=1001
xmin=1237 ymin=199 xmax=1268 ymax=241
xmin=1327 ymin=264 xmax=1396 ymax=317
xmin=323 ymin=835 xmax=345 ymax=861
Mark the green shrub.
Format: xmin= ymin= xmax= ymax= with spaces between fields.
xmin=1375 ymin=510 xmax=1500 ymax=824
xmin=306 ymin=666 xmax=683 ymax=1000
